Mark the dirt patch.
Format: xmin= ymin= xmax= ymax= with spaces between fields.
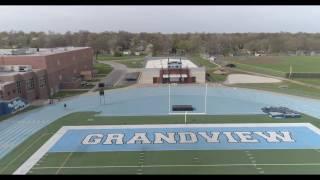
xmin=224 ymin=74 xmax=282 ymax=84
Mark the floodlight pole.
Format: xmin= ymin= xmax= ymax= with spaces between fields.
xmin=289 ymin=65 xmax=292 ymax=79
xmin=204 ymin=83 xmax=208 ymax=113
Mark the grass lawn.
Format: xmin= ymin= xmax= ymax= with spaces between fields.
xmin=97 ymin=55 xmax=145 ymax=61
xmin=93 ymin=63 xmax=113 ymax=75
xmin=292 ymin=78 xmax=320 ymax=86
xmin=223 ymin=56 xmax=320 ymax=77
xmin=228 ymin=82 xmax=320 ymax=100
xmin=50 ymin=90 xmax=88 ymax=99
xmin=115 ymin=59 xmax=145 ymax=68
xmin=2 ymin=112 xmax=320 ymax=174
xmin=225 ymin=56 xmax=320 ymax=73
xmin=221 ymin=56 xmax=320 ymax=87
xmin=189 ymin=54 xmax=217 ymax=69
xmin=206 ymin=69 xmax=228 ymax=83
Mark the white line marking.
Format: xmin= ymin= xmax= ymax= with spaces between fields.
xmin=0 ymin=133 xmax=48 ymax=174
xmin=13 ymin=127 xmax=68 ymax=175
xmin=54 ymin=123 xmax=318 ymax=130
xmin=55 ymin=152 xmax=73 ymax=174
xmin=30 ymin=163 xmax=320 ymax=169
xmin=168 ymin=112 xmax=207 ymax=115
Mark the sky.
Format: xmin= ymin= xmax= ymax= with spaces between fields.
xmin=0 ymin=6 xmax=319 ymax=33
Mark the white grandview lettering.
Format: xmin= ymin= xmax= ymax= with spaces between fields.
xmin=254 ymin=131 xmax=295 ymax=143
xmin=198 ymin=132 xmax=220 ymax=143
xmin=127 ymin=133 xmax=151 ymax=144
xmin=234 ymin=132 xmax=259 ymax=143
xmin=223 ymin=132 xmax=238 ymax=143
xmin=179 ymin=132 xmax=198 ymax=144
xmin=103 ymin=134 xmax=124 ymax=144
xmin=82 ymin=134 xmax=103 ymax=145
xmin=154 ymin=132 xmax=176 ymax=144
xmin=82 ymin=131 xmax=296 ymax=145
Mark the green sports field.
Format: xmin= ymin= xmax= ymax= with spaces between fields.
xmin=3 ymin=112 xmax=320 ymax=174
xmin=224 ymin=56 xmax=320 ymax=78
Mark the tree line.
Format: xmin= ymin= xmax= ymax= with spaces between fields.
xmin=1 ymin=30 xmax=320 ymax=56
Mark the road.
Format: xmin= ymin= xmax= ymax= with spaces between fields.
xmin=90 ymin=61 xmax=144 ymax=92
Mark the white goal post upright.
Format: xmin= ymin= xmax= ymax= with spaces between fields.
xmin=289 ymin=65 xmax=293 ymax=79
xmin=204 ymin=83 xmax=208 ymax=114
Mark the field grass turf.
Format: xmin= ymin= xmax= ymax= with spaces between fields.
xmin=50 ymin=90 xmax=88 ymax=99
xmin=225 ymin=56 xmax=320 ymax=74
xmin=2 ymin=112 xmax=320 ymax=174
xmin=189 ymin=54 xmax=217 ymax=69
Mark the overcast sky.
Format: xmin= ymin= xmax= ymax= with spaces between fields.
xmin=0 ymin=6 xmax=319 ymax=33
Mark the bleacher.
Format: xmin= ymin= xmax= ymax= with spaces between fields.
xmin=262 ymin=106 xmax=301 ymax=119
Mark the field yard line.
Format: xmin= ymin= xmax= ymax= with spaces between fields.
xmin=55 ymin=152 xmax=73 ymax=174
xmin=31 ymin=163 xmax=320 ymax=169
xmin=0 ymin=133 xmax=49 ymax=174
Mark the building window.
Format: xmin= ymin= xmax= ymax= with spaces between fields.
xmin=26 ymin=78 xmax=35 ymax=90
xmin=73 ymin=55 xmax=76 ymax=61
xmin=12 ymin=89 xmax=16 ymax=94
xmin=59 ymin=74 xmax=62 ymax=81
xmin=57 ymin=59 xmax=61 ymax=66
xmin=39 ymin=76 xmax=47 ymax=88
xmin=7 ymin=91 xmax=10 ymax=96
xmin=16 ymin=80 xmax=22 ymax=94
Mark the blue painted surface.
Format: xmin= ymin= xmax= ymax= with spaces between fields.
xmin=49 ymin=125 xmax=320 ymax=152
xmin=1 ymin=86 xmax=320 ymax=159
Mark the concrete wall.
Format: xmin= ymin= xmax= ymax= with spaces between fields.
xmin=139 ymin=68 xmax=160 ymax=84
xmin=190 ymin=67 xmax=206 ymax=84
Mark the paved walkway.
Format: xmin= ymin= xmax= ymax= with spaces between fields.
xmin=90 ymin=61 xmax=143 ymax=92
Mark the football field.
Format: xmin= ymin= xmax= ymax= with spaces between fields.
xmin=2 ymin=85 xmax=320 ymax=175
xmin=3 ymin=112 xmax=320 ymax=175
xmin=27 ymin=150 xmax=320 ymax=174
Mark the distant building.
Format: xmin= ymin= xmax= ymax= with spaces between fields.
xmin=296 ymin=50 xmax=308 ymax=56
xmin=134 ymin=52 xmax=141 ymax=56
xmin=0 ymin=47 xmax=94 ymax=102
xmin=254 ymin=51 xmax=266 ymax=57
xmin=209 ymin=56 xmax=216 ymax=61
xmin=287 ymin=51 xmax=296 ymax=56
xmin=122 ymin=50 xmax=131 ymax=55
xmin=310 ymin=51 xmax=320 ymax=56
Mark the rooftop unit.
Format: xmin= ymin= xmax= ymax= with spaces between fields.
xmin=0 ymin=65 xmax=32 ymax=73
